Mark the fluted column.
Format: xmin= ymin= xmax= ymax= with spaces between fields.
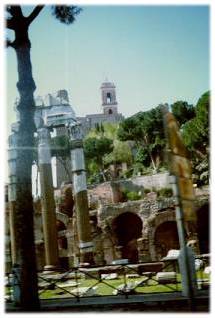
xmin=68 ymin=123 xmax=94 ymax=265
xmin=38 ymin=126 xmax=59 ymax=271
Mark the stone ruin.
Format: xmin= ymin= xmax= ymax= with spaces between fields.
xmin=5 ymin=180 xmax=208 ymax=272
xmin=5 ymin=88 xmax=210 ymax=272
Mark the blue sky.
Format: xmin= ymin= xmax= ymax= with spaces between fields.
xmin=6 ymin=5 xmax=209 ymax=134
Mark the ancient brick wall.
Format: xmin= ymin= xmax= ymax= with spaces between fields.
xmin=88 ymin=182 xmax=113 ymax=207
xmin=87 ymin=173 xmax=172 ymax=208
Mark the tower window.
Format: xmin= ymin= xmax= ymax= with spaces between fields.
xmin=106 ymin=92 xmax=112 ymax=104
xmin=108 ymin=109 xmax=113 ymax=114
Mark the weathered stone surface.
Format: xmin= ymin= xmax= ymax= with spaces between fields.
xmin=156 ymin=272 xmax=177 ymax=284
xmin=7 ymin=175 xmax=208 ymax=269
xmin=101 ymin=273 xmax=118 ymax=280
xmin=71 ymin=286 xmax=98 ymax=297
xmin=58 ymin=183 xmax=74 ymax=217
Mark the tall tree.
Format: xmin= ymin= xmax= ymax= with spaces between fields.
xmin=182 ymin=91 xmax=210 ymax=185
xmin=6 ymin=5 xmax=81 ymax=310
xmin=117 ymin=106 xmax=165 ymax=172
xmin=171 ymin=101 xmax=195 ymax=126
xmin=84 ymin=137 xmax=113 ymax=181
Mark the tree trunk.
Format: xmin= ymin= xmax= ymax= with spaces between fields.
xmin=143 ymin=136 xmax=157 ymax=172
xmin=13 ymin=39 xmax=39 ymax=310
xmin=148 ymin=152 xmax=157 ymax=172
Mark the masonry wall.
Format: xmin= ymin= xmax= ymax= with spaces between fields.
xmin=88 ymin=173 xmax=171 ymax=207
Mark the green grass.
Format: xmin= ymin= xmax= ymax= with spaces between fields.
xmin=39 ymin=276 xmax=182 ymax=299
xmin=6 ymin=270 xmax=210 ymax=300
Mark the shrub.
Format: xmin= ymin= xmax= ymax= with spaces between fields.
xmin=158 ymin=188 xmax=173 ymax=197
xmin=122 ymin=190 xmax=141 ymax=201
xmin=143 ymin=188 xmax=151 ymax=194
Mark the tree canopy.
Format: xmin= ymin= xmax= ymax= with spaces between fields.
xmin=84 ymin=137 xmax=113 ymax=165
xmin=117 ymin=105 xmax=166 ymax=171
xmin=182 ymin=91 xmax=209 ymax=185
xmin=84 ymin=136 xmax=113 ymax=182
xmin=182 ymin=91 xmax=209 ymax=151
xmin=171 ymin=101 xmax=195 ymax=126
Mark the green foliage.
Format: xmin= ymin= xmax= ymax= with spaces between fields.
xmin=117 ymin=116 xmax=143 ymax=142
xmin=84 ymin=136 xmax=113 ymax=182
xmin=51 ymin=5 xmax=82 ymax=24
xmin=104 ymin=140 xmax=133 ymax=165
xmin=117 ymin=105 xmax=166 ymax=171
xmin=84 ymin=137 xmax=113 ymax=163
xmin=85 ymin=123 xmax=134 ymax=182
xmin=171 ymin=101 xmax=195 ymax=126
xmin=182 ymin=91 xmax=209 ymax=151
xmin=87 ymin=122 xmax=118 ymax=140
xmin=143 ymin=188 xmax=151 ymax=194
xmin=135 ymin=147 xmax=151 ymax=166
xmin=51 ymin=135 xmax=71 ymax=159
xmin=182 ymin=91 xmax=209 ymax=186
xmin=157 ymin=187 xmax=173 ymax=198
xmin=85 ymin=92 xmax=209 ymax=185
xmin=122 ymin=189 xmax=142 ymax=201
xmin=126 ymin=191 xmax=142 ymax=201
xmin=50 ymin=134 xmax=72 ymax=180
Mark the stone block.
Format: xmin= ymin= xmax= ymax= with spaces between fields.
xmin=111 ymin=259 xmax=129 ymax=265
xmin=101 ymin=273 xmax=118 ymax=280
xmin=71 ymin=286 xmax=98 ymax=296
xmin=204 ymin=266 xmax=211 ymax=275
xmin=156 ymin=271 xmax=177 ymax=284
xmin=126 ymin=273 xmax=140 ymax=279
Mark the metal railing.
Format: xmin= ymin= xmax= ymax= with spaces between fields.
xmin=5 ymin=254 xmax=210 ymax=303
xmin=37 ymin=259 xmax=180 ymax=301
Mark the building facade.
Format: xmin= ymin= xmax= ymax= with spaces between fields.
xmin=77 ymin=80 xmax=124 ymax=134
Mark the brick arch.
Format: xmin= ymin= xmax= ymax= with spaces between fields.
xmin=146 ymin=209 xmax=176 ymax=260
xmin=111 ymin=211 xmax=143 ymax=263
xmin=99 ymin=206 xmax=145 ymax=230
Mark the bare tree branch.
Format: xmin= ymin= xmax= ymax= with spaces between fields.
xmin=6 ymin=18 xmax=15 ymax=30
xmin=26 ymin=5 xmax=44 ymax=25
xmin=8 ymin=5 xmax=23 ymax=18
xmin=6 ymin=38 xmax=15 ymax=48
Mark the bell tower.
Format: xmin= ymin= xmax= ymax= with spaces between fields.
xmin=101 ymin=80 xmax=118 ymax=115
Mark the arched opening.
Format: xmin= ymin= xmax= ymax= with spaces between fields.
xmin=196 ymin=203 xmax=209 ymax=254
xmin=112 ymin=212 xmax=142 ymax=263
xmin=56 ymin=220 xmax=69 ymax=269
xmin=154 ymin=221 xmax=179 ymax=259
xmin=108 ymin=108 xmax=113 ymax=114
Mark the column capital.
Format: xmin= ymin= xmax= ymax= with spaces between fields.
xmin=70 ymin=140 xmax=83 ymax=149
xmin=68 ymin=122 xmax=83 ymax=141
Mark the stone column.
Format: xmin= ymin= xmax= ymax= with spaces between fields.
xmin=68 ymin=123 xmax=94 ymax=265
xmin=38 ymin=126 xmax=59 ymax=271
xmin=8 ymin=133 xmax=19 ymax=265
xmin=137 ymin=238 xmax=151 ymax=262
